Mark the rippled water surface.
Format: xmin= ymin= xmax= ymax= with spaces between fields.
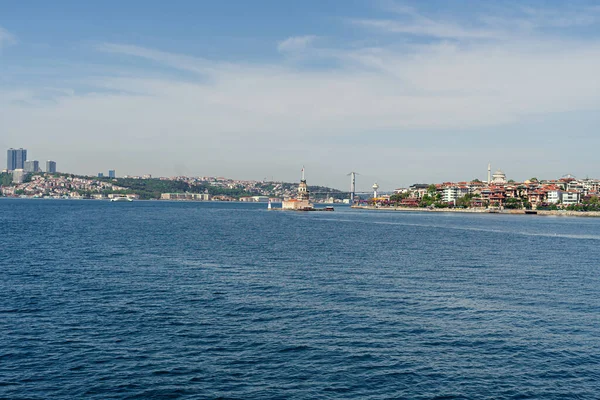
xmin=1 ymin=199 xmax=599 ymax=399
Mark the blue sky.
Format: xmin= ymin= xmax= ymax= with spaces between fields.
xmin=2 ymin=0 xmax=600 ymax=190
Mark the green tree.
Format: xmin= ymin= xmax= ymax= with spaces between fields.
xmin=456 ymin=193 xmax=475 ymax=208
xmin=419 ymin=194 xmax=436 ymax=208
xmin=389 ymin=192 xmax=409 ymax=204
xmin=504 ymin=197 xmax=523 ymax=209
xmin=0 ymin=173 xmax=12 ymax=187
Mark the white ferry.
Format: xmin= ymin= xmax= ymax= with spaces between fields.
xmin=110 ymin=196 xmax=133 ymax=202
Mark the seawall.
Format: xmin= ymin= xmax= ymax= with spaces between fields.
xmin=351 ymin=206 xmax=600 ymax=217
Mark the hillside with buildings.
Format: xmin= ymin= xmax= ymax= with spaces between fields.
xmin=0 ymin=172 xmax=345 ymax=202
xmin=376 ymin=169 xmax=600 ymax=211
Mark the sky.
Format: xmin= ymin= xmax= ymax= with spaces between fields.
xmin=2 ymin=0 xmax=600 ymax=191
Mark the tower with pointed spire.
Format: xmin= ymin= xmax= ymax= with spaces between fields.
xmin=281 ymin=166 xmax=313 ymax=210
xmin=298 ymin=166 xmax=310 ymax=201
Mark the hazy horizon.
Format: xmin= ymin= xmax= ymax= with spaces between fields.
xmin=3 ymin=1 xmax=600 ymax=191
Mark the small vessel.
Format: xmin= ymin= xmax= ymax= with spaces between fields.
xmin=268 ymin=200 xmax=272 ymax=210
xmin=110 ymin=196 xmax=133 ymax=202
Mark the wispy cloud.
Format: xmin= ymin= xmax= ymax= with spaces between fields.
xmin=353 ymin=2 xmax=600 ymax=40
xmin=0 ymin=26 xmax=16 ymax=49
xmin=480 ymin=5 xmax=600 ymax=32
xmin=97 ymin=43 xmax=222 ymax=75
xmin=352 ymin=18 xmax=499 ymax=39
xmin=352 ymin=3 xmax=502 ymax=39
xmin=518 ymin=5 xmax=600 ymax=28
xmin=277 ymin=35 xmax=317 ymax=53
xmin=8 ymin=37 xmax=600 ymax=133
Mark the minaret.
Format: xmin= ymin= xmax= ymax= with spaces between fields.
xmin=487 ymin=163 xmax=491 ymax=184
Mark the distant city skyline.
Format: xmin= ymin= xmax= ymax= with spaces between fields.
xmin=4 ymin=148 xmax=58 ymax=174
xmin=2 ymin=1 xmax=600 ymax=189
xmin=4 ymin=145 xmax=600 ymax=192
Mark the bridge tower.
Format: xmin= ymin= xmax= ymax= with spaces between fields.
xmin=347 ymin=172 xmax=358 ymax=203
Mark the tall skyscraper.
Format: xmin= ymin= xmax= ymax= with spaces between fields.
xmin=24 ymin=160 xmax=39 ymax=173
xmin=98 ymin=173 xmax=104 ymax=178
xmin=46 ymin=160 xmax=57 ymax=173
xmin=16 ymin=149 xmax=26 ymax=170
xmin=7 ymin=149 xmax=15 ymax=171
xmin=108 ymin=170 xmax=116 ymax=178
xmin=6 ymin=148 xmax=27 ymax=171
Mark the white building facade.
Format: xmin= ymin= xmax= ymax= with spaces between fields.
xmin=442 ymin=186 xmax=469 ymax=203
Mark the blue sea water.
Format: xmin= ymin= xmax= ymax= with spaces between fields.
xmin=1 ymin=199 xmax=599 ymax=399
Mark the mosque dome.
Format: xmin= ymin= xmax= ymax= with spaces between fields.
xmin=492 ymin=169 xmax=507 ymax=184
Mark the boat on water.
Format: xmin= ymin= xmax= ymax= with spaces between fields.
xmin=110 ymin=196 xmax=133 ymax=202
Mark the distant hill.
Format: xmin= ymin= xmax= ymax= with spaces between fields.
xmin=96 ymin=176 xmax=345 ymax=200
xmin=4 ymin=171 xmax=345 ymax=200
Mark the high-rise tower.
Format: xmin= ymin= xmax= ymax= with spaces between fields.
xmin=24 ymin=160 xmax=39 ymax=173
xmin=15 ymin=149 xmax=26 ymax=170
xmin=7 ymin=149 xmax=16 ymax=171
xmin=6 ymin=148 xmax=26 ymax=171
xmin=46 ymin=160 xmax=57 ymax=173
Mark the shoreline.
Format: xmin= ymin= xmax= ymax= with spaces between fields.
xmin=351 ymin=205 xmax=600 ymax=218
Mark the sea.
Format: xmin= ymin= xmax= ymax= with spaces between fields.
xmin=1 ymin=199 xmax=599 ymax=399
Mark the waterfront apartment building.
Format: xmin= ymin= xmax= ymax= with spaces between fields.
xmin=562 ymin=191 xmax=580 ymax=205
xmin=547 ymin=190 xmax=561 ymax=204
xmin=46 ymin=160 xmax=57 ymax=173
xmin=546 ymin=190 xmax=581 ymax=205
xmin=239 ymin=196 xmax=270 ymax=202
xmin=160 ymin=193 xmax=211 ymax=201
xmin=24 ymin=160 xmax=40 ymax=173
xmin=6 ymin=148 xmax=27 ymax=171
xmin=408 ymin=184 xmax=431 ymax=198
xmin=442 ymin=185 xmax=469 ymax=203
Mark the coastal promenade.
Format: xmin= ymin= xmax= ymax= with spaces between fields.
xmin=352 ymin=205 xmax=600 ymax=217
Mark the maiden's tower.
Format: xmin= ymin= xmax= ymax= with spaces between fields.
xmin=282 ymin=167 xmax=314 ymax=211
